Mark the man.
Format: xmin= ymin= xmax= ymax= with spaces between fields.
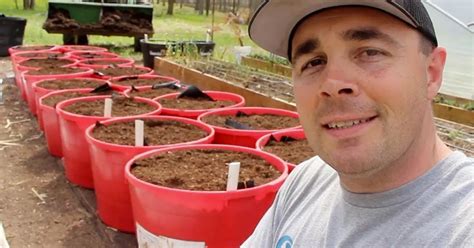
xmin=243 ymin=0 xmax=473 ymax=247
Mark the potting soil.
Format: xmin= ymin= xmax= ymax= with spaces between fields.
xmin=129 ymin=88 xmax=179 ymax=99
xmin=83 ymin=60 xmax=129 ymax=65
xmin=19 ymin=58 xmax=73 ymax=68
xmin=202 ymin=114 xmax=301 ymax=130
xmin=75 ymin=53 xmax=116 ymax=59
xmin=63 ymin=97 xmax=155 ymax=116
xmin=92 ymin=120 xmax=208 ymax=146
xmin=96 ymin=67 xmax=149 ymax=77
xmin=158 ymin=97 xmax=235 ymax=110
xmin=263 ymin=138 xmax=314 ymax=165
xmin=131 ymin=149 xmax=281 ymax=191
xmin=42 ymin=92 xmax=103 ymax=107
xmin=16 ymin=52 xmax=66 ymax=58
xmin=112 ymin=77 xmax=175 ymax=87
xmin=37 ymin=79 xmax=105 ymax=90
xmin=25 ymin=67 xmax=87 ymax=75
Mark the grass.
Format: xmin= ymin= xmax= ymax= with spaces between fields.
xmin=0 ymin=1 xmax=271 ymax=63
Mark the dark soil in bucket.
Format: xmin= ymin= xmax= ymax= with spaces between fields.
xmin=95 ymin=67 xmax=149 ymax=77
xmin=17 ymin=53 xmax=66 ymax=59
xmin=25 ymin=67 xmax=87 ymax=75
xmin=63 ymin=96 xmax=155 ymax=117
xmin=112 ymin=77 xmax=175 ymax=87
xmin=19 ymin=58 xmax=73 ymax=68
xmin=42 ymin=91 xmax=113 ymax=107
xmin=37 ymin=79 xmax=105 ymax=90
xmin=13 ymin=45 xmax=55 ymax=51
xmin=92 ymin=119 xmax=208 ymax=146
xmin=202 ymin=113 xmax=300 ymax=130
xmin=129 ymin=88 xmax=180 ymax=99
xmin=75 ymin=53 xmax=116 ymax=59
xmin=158 ymin=96 xmax=234 ymax=110
xmin=263 ymin=138 xmax=314 ymax=165
xmin=83 ymin=60 xmax=129 ymax=65
xmin=131 ymin=149 xmax=281 ymax=191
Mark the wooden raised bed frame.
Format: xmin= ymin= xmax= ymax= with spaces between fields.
xmin=154 ymin=57 xmax=473 ymax=127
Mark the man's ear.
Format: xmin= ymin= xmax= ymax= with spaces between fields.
xmin=426 ymin=47 xmax=447 ymax=100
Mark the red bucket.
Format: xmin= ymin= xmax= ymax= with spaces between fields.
xmin=154 ymin=91 xmax=246 ymax=119
xmin=8 ymin=45 xmax=57 ymax=56
xmin=125 ymin=144 xmax=288 ymax=247
xmin=22 ymin=67 xmax=93 ymax=115
xmin=85 ymin=116 xmax=215 ymax=233
xmin=256 ymin=128 xmax=307 ymax=172
xmin=66 ymin=51 xmax=120 ymax=60
xmin=198 ymin=107 xmax=301 ymax=148
xmin=56 ymin=96 xmax=162 ymax=188
xmin=77 ymin=58 xmax=135 ymax=69
xmin=111 ymin=74 xmax=180 ymax=92
xmin=34 ymin=78 xmax=110 ymax=129
xmin=55 ymin=45 xmax=108 ymax=53
xmin=38 ymin=89 xmax=96 ymax=157
xmin=12 ymin=51 xmax=70 ymax=99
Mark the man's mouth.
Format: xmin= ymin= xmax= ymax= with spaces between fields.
xmin=324 ymin=116 xmax=377 ymax=129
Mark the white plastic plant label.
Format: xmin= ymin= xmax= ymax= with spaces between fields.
xmin=136 ymin=223 xmax=206 ymax=248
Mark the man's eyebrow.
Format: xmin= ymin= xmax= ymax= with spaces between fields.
xmin=341 ymin=27 xmax=400 ymax=47
xmin=291 ymin=38 xmax=320 ymax=63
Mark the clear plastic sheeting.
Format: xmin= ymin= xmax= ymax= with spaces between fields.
xmin=423 ymin=0 xmax=474 ymax=100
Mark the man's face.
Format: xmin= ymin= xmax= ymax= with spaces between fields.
xmin=291 ymin=7 xmax=436 ymax=177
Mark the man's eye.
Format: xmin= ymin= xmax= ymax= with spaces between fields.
xmin=301 ymin=58 xmax=326 ymax=71
xmin=364 ymin=49 xmax=382 ymax=56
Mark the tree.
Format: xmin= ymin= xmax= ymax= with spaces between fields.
xmin=167 ymin=0 xmax=175 ymax=15
xmin=195 ymin=0 xmax=204 ymax=15
xmin=23 ymin=0 xmax=34 ymax=10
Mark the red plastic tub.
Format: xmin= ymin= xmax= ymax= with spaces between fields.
xmin=111 ymin=74 xmax=180 ymax=92
xmin=66 ymin=51 xmax=120 ymax=60
xmin=38 ymin=89 xmax=97 ymax=157
xmin=22 ymin=67 xmax=93 ymax=115
xmin=77 ymin=58 xmax=135 ymax=69
xmin=154 ymin=91 xmax=246 ymax=119
xmin=55 ymin=45 xmax=108 ymax=53
xmin=256 ymin=129 xmax=307 ymax=172
xmin=56 ymin=96 xmax=162 ymax=188
xmin=16 ymin=57 xmax=79 ymax=100
xmin=34 ymin=78 xmax=110 ymax=129
xmin=125 ymin=144 xmax=288 ymax=248
xmin=198 ymin=107 xmax=301 ymax=148
xmin=12 ymin=51 xmax=69 ymax=98
xmin=8 ymin=45 xmax=57 ymax=56
xmin=85 ymin=116 xmax=215 ymax=233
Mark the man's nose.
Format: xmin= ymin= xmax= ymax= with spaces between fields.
xmin=319 ymin=62 xmax=360 ymax=98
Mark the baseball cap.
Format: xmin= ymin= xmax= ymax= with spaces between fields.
xmin=248 ymin=0 xmax=438 ymax=60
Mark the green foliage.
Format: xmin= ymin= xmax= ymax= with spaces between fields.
xmin=447 ymin=130 xmax=461 ymax=140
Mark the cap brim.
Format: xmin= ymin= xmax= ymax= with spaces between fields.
xmin=249 ymin=0 xmax=416 ymax=59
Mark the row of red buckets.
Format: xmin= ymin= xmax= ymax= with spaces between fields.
xmin=8 ymin=45 xmax=307 ymax=247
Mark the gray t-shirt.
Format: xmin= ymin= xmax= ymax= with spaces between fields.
xmin=242 ymin=151 xmax=474 ymax=247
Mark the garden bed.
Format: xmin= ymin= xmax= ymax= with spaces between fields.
xmin=154 ymin=57 xmax=473 ymax=156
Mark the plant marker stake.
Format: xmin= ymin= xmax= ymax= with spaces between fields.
xmin=104 ymin=98 xmax=112 ymax=117
xmin=226 ymin=162 xmax=240 ymax=191
xmin=135 ymin=120 xmax=144 ymax=147
xmin=144 ymin=34 xmax=148 ymax=42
